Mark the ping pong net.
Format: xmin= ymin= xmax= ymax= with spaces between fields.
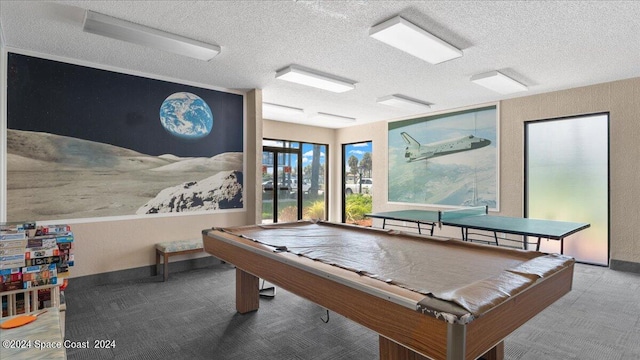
xmin=438 ymin=205 xmax=488 ymax=224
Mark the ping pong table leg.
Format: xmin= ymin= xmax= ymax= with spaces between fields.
xmin=382 ymin=219 xmax=387 ymax=229
xmin=429 ymin=223 xmax=434 ymax=236
xmin=417 ymin=222 xmax=422 ymax=234
xmin=493 ymin=232 xmax=499 ymax=246
xmin=465 ymin=228 xmax=470 ymax=242
xmin=535 ymin=237 xmax=565 ymax=254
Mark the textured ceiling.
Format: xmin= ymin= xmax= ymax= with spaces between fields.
xmin=1 ymin=1 xmax=639 ymax=128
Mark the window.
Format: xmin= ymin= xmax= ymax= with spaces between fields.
xmin=525 ymin=114 xmax=609 ymax=265
xmin=342 ymin=141 xmax=373 ymax=225
xmin=262 ymin=139 xmax=327 ymax=223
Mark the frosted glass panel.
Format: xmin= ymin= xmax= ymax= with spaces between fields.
xmin=526 ymin=115 xmax=608 ymax=265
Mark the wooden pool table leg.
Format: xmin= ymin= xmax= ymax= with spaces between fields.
xmin=379 ymin=336 xmax=429 ymax=360
xmin=379 ymin=336 xmax=504 ymax=360
xmin=480 ymin=341 xmax=504 ymax=360
xmin=236 ymin=268 xmax=260 ymax=313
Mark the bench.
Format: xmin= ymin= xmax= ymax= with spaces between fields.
xmin=155 ymin=239 xmax=204 ymax=282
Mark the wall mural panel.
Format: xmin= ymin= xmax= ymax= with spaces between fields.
xmin=6 ymin=53 xmax=244 ymax=222
xmin=388 ymin=106 xmax=498 ymax=209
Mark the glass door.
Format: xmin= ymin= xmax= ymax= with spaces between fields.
xmin=262 ymin=148 xmax=299 ymax=223
xmin=276 ymin=152 xmax=299 ymax=222
xmin=261 ymin=150 xmax=275 ymax=223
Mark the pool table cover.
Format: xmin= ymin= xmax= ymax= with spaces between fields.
xmin=205 ymin=221 xmax=573 ymax=323
xmin=203 ymin=221 xmax=574 ymax=360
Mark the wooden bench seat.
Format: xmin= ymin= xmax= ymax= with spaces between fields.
xmin=155 ymin=239 xmax=204 ymax=282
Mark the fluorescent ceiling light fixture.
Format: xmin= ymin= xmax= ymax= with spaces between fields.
xmin=315 ymin=112 xmax=356 ymax=123
xmin=369 ymin=16 xmax=462 ymax=64
xmin=377 ymin=94 xmax=431 ymax=111
xmin=262 ymin=102 xmax=306 ymax=121
xmin=275 ymin=66 xmax=356 ymax=93
xmin=470 ymin=71 xmax=528 ymax=94
xmin=263 ymin=102 xmax=305 ymax=115
xmin=82 ymin=10 xmax=220 ymax=61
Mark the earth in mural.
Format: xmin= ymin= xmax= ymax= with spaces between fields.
xmin=159 ymin=92 xmax=213 ymax=140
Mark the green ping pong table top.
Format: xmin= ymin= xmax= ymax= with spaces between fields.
xmin=365 ymin=209 xmax=441 ymax=223
xmin=439 ymin=214 xmax=590 ymax=240
xmin=365 ymin=208 xmax=590 ymax=253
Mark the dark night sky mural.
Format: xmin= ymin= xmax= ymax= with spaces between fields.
xmin=8 ymin=53 xmax=243 ymax=157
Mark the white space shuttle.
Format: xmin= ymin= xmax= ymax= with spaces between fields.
xmin=401 ymin=132 xmax=491 ymax=162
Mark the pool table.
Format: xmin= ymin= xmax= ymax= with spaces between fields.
xmin=202 ymin=221 xmax=574 ymax=360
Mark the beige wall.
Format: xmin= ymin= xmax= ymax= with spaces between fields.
xmin=69 ymin=212 xmax=246 ymax=277
xmin=330 ymin=78 xmax=640 ymax=267
xmin=262 ymin=119 xmax=336 ymax=145
xmin=246 ymin=90 xmax=262 ymax=225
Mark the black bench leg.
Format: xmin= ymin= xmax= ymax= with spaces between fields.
xmin=155 ymin=249 xmax=160 ymax=276
xmin=163 ymin=253 xmax=169 ymax=282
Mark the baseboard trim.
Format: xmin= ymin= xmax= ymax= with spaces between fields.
xmin=68 ymin=256 xmax=222 ymax=289
xmin=610 ymin=259 xmax=640 ymax=274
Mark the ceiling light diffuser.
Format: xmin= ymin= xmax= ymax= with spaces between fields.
xmin=377 ymin=94 xmax=431 ymax=111
xmin=275 ymin=66 xmax=356 ymax=93
xmin=263 ymin=102 xmax=304 ymax=115
xmin=369 ymin=16 xmax=462 ymax=64
xmin=82 ymin=10 xmax=220 ymax=61
xmin=315 ymin=112 xmax=356 ymax=123
xmin=262 ymin=103 xmax=305 ymax=121
xmin=470 ymin=71 xmax=528 ymax=94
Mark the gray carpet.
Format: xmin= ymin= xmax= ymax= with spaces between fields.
xmin=64 ymin=262 xmax=640 ymax=359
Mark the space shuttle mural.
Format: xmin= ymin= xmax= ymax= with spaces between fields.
xmin=388 ymin=105 xmax=497 ymax=208
xmin=401 ymin=132 xmax=491 ymax=162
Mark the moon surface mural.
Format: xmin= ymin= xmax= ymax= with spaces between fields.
xmin=159 ymin=92 xmax=213 ymax=140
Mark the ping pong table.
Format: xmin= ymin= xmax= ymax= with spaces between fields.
xmin=366 ymin=206 xmax=590 ymax=254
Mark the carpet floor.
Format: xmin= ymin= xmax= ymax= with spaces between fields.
xmin=64 ymin=262 xmax=640 ymax=359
